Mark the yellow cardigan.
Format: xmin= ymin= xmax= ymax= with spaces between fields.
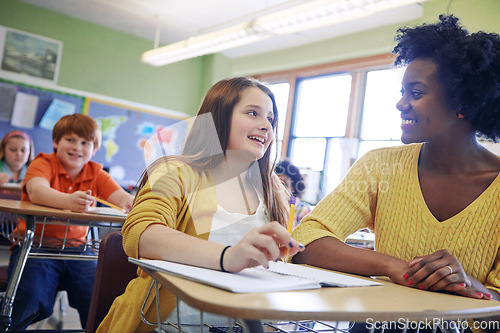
xmin=97 ymin=161 xmax=218 ymax=333
xmin=293 ymin=143 xmax=500 ymax=294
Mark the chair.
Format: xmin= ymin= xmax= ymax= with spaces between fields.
xmin=85 ymin=231 xmax=138 ymax=333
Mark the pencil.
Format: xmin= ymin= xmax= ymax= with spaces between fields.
xmin=287 ymin=196 xmax=296 ymax=234
xmin=284 ymin=196 xmax=296 ymax=263
xmin=93 ymin=196 xmax=125 ymax=212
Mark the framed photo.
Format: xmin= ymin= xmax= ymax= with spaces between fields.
xmin=0 ymin=26 xmax=63 ymax=86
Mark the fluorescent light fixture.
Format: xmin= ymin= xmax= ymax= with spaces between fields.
xmin=141 ymin=0 xmax=427 ymax=66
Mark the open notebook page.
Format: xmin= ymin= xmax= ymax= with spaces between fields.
xmin=86 ymin=207 xmax=127 ymax=217
xmin=130 ymin=258 xmax=381 ymax=293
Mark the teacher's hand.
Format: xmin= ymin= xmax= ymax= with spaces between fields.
xmin=404 ymin=249 xmax=490 ymax=299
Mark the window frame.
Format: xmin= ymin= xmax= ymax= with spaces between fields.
xmin=257 ymin=53 xmax=397 ymax=160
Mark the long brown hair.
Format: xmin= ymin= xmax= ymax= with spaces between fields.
xmin=138 ymin=77 xmax=289 ymax=225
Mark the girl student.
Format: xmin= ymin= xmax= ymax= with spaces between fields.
xmin=97 ymin=77 xmax=304 ymax=332
xmin=0 ymin=130 xmax=34 ymax=185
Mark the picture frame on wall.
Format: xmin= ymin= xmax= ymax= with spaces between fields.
xmin=0 ymin=25 xmax=63 ymax=86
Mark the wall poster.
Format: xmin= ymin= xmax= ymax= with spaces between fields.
xmin=0 ymin=26 xmax=63 ymax=86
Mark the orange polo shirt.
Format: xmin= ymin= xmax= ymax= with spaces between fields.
xmin=17 ymin=152 xmax=121 ymax=244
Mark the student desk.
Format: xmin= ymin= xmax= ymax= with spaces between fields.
xmin=141 ymin=266 xmax=500 ymax=332
xmin=0 ymin=199 xmax=126 ymax=331
xmin=0 ymin=183 xmax=21 ymax=200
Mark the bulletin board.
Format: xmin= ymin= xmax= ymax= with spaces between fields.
xmin=0 ymin=79 xmax=189 ymax=187
xmin=85 ymin=98 xmax=188 ymax=185
xmin=0 ymin=80 xmax=84 ymax=156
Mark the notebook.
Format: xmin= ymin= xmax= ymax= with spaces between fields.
xmin=86 ymin=206 xmax=127 ymax=217
xmin=129 ymin=258 xmax=382 ymax=293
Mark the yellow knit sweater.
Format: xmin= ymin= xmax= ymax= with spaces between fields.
xmin=97 ymin=161 xmax=218 ymax=333
xmin=293 ymin=143 xmax=500 ymax=294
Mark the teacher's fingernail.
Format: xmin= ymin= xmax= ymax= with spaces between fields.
xmin=288 ymin=241 xmax=293 ymax=248
xmin=408 ymin=279 xmax=413 ymax=285
xmin=299 ymin=243 xmax=304 ymax=249
xmin=403 ymin=273 xmax=409 ymax=280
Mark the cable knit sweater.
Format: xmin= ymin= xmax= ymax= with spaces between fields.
xmin=97 ymin=161 xmax=218 ymax=333
xmin=293 ymin=143 xmax=500 ymax=295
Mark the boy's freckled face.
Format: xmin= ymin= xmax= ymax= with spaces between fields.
xmin=53 ymin=133 xmax=96 ymax=175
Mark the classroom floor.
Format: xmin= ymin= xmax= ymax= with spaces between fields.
xmin=0 ymin=245 xmax=83 ymax=330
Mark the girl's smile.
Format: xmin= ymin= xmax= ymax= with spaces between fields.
xmin=227 ymin=87 xmax=274 ymax=161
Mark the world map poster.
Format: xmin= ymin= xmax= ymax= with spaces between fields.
xmin=86 ymin=100 xmax=188 ymax=187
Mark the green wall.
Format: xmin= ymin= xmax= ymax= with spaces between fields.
xmin=0 ymin=0 xmax=205 ymax=116
xmin=232 ymin=0 xmax=500 ymax=76
xmin=2 ymin=0 xmax=500 ymax=116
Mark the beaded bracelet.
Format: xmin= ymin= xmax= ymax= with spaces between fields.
xmin=220 ymin=245 xmax=231 ymax=272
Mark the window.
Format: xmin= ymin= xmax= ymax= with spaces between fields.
xmin=294 ymin=74 xmax=351 ymax=138
xmin=258 ymin=54 xmax=407 ymax=203
xmin=291 ymin=74 xmax=353 ymax=202
xmin=358 ymin=67 xmax=405 ymax=156
xmin=267 ymin=82 xmax=290 ymax=142
xmin=267 ymin=82 xmax=290 ymax=159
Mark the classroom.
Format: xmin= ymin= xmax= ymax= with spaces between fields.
xmin=0 ymin=0 xmax=500 ymax=332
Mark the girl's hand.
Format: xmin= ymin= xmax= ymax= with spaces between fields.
xmin=403 ymin=249 xmax=489 ymax=299
xmin=222 ymin=221 xmax=304 ymax=273
xmin=68 ymin=190 xmax=93 ymax=212
xmin=0 ymin=172 xmax=10 ymax=185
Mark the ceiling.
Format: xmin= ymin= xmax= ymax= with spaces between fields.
xmin=20 ymin=0 xmax=425 ymax=59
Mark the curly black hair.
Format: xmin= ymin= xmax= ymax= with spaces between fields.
xmin=275 ymin=159 xmax=306 ymax=198
xmin=393 ymin=15 xmax=500 ymax=141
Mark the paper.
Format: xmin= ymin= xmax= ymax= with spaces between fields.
xmin=87 ymin=206 xmax=127 ymax=217
xmin=264 ymin=261 xmax=382 ymax=287
xmin=0 ymin=85 xmax=16 ymax=121
xmin=130 ymin=258 xmax=381 ymax=293
xmin=10 ymin=92 xmax=39 ymax=128
xmin=39 ymin=98 xmax=76 ymax=130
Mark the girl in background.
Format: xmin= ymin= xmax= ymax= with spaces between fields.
xmin=0 ymin=130 xmax=34 ymax=184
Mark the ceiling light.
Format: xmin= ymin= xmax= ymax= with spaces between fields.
xmin=141 ymin=0 xmax=427 ymax=66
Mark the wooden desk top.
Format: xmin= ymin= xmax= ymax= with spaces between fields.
xmin=145 ymin=268 xmax=500 ymax=322
xmin=0 ymin=198 xmax=126 ymax=223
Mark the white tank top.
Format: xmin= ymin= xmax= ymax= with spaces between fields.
xmin=164 ymin=199 xmax=268 ymax=332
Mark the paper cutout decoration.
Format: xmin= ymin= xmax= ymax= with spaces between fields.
xmin=39 ymin=98 xmax=76 ymax=130
xmin=10 ymin=92 xmax=39 ymax=129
